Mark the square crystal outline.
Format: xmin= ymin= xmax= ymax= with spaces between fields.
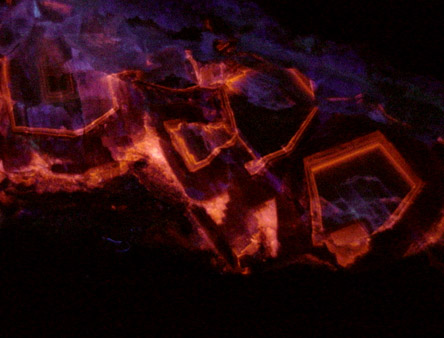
xmin=304 ymin=131 xmax=424 ymax=246
xmin=38 ymin=60 xmax=78 ymax=104
xmin=161 ymin=85 xmax=238 ymax=172
xmin=0 ymin=56 xmax=119 ymax=138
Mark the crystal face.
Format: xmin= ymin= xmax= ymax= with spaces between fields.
xmin=304 ymin=132 xmax=424 ymax=266
xmin=320 ymin=175 xmax=403 ymax=233
xmin=0 ymin=22 xmax=118 ymax=136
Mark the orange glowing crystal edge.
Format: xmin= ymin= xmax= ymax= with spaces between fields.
xmin=2 ymin=49 xmax=442 ymax=273
xmin=1 ymin=48 xmax=318 ymax=178
xmin=304 ymin=131 xmax=424 ymax=267
xmin=116 ymin=73 xmax=318 ymax=273
xmin=161 ymin=83 xmax=318 ymax=175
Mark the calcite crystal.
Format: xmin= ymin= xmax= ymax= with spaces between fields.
xmin=304 ymin=131 xmax=424 ymax=266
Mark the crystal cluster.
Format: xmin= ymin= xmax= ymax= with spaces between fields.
xmin=1 ymin=0 xmax=443 ymax=272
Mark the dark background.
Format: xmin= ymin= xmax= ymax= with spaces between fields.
xmin=2 ymin=0 xmax=444 ymax=336
xmin=255 ymin=0 xmax=444 ymax=80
